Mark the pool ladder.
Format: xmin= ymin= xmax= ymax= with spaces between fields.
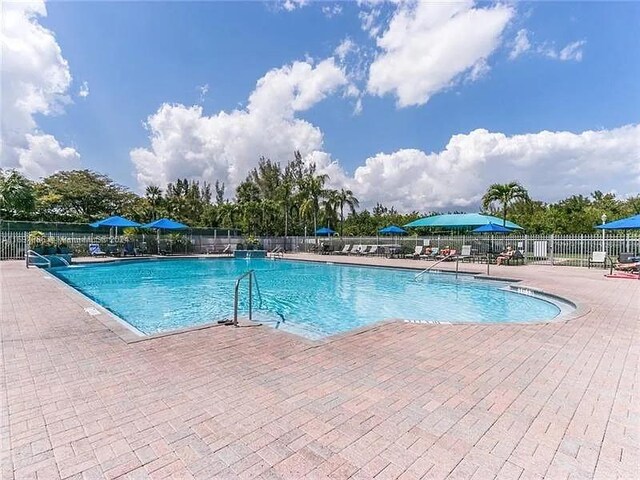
xmin=414 ymin=253 xmax=459 ymax=280
xmin=233 ymin=270 xmax=263 ymax=326
xmin=25 ymin=250 xmax=51 ymax=269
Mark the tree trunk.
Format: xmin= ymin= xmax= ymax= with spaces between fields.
xmin=503 ymin=204 xmax=507 ymax=227
xmin=340 ymin=204 xmax=344 ymax=236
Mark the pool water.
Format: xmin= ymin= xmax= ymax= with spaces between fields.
xmin=51 ymin=258 xmax=563 ymax=339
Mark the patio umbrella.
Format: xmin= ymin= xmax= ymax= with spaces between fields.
xmin=315 ymin=227 xmax=336 ymax=236
xmin=472 ymin=223 xmax=513 ymax=233
xmin=594 ymin=214 xmax=640 ymax=230
xmin=379 ymin=225 xmax=407 ymax=251
xmin=404 ymin=213 xmax=523 ymax=230
xmin=89 ymin=215 xmax=141 ymax=236
xmin=473 ymin=222 xmax=513 ymax=257
xmin=142 ymin=218 xmax=189 ymax=254
xmin=595 ymin=213 xmax=640 ymax=252
xmin=379 ymin=225 xmax=407 ymax=235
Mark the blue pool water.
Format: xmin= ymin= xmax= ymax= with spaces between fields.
xmin=50 ymin=258 xmax=563 ymax=339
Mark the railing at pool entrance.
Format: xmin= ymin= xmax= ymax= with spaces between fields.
xmin=233 ymin=270 xmax=263 ymax=326
xmin=415 ymin=253 xmax=460 ymax=280
xmin=25 ymin=250 xmax=51 ymax=269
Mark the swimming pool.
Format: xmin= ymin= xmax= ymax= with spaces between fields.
xmin=50 ymin=258 xmax=567 ymax=339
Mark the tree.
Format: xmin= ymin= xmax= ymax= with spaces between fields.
xmin=334 ymin=188 xmax=359 ymax=236
xmin=0 ymin=170 xmax=36 ymax=220
xmin=145 ymin=185 xmax=163 ymax=220
xmin=482 ymin=182 xmax=530 ymax=226
xmin=299 ymin=168 xmax=329 ymax=235
xmin=37 ymin=170 xmax=132 ymax=222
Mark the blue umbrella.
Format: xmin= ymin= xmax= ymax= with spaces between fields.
xmin=595 ymin=214 xmax=640 ymax=230
xmin=89 ymin=215 xmax=141 ymax=228
xmin=142 ymin=218 xmax=188 ymax=230
xmin=405 ymin=213 xmax=523 ymax=230
xmin=379 ymin=225 xmax=407 ymax=235
xmin=90 ymin=215 xmax=141 ymax=237
xmin=473 ymin=223 xmax=513 ymax=233
xmin=315 ymin=227 xmax=336 ymax=236
xmin=143 ymin=218 xmax=189 ymax=254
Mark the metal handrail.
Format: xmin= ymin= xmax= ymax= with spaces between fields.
xmin=415 ymin=253 xmax=458 ymax=280
xmin=233 ymin=270 xmax=262 ymax=326
xmin=26 ymin=250 xmax=51 ymax=269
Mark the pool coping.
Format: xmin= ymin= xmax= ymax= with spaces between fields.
xmin=43 ymin=256 xmax=589 ymax=345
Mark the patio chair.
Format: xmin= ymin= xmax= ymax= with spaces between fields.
xmin=442 ymin=249 xmax=458 ymax=261
xmin=504 ymin=249 xmax=525 ymax=265
xmin=457 ymin=245 xmax=472 ymax=262
xmin=358 ymin=245 xmax=371 ymax=255
xmin=366 ymin=245 xmax=379 ymax=256
xmin=335 ymin=244 xmax=351 ymax=255
xmin=88 ymin=243 xmax=106 ymax=256
xmin=588 ymin=251 xmax=608 ymax=269
xmin=420 ymin=247 xmax=439 ymax=260
xmin=350 ymin=245 xmax=363 ymax=255
xmin=404 ymin=246 xmax=423 ymax=259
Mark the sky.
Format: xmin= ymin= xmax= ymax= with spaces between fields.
xmin=2 ymin=0 xmax=640 ymax=211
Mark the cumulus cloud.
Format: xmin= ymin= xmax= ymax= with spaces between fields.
xmin=336 ymin=125 xmax=640 ymax=211
xmin=509 ymin=29 xmax=531 ymax=59
xmin=0 ymin=1 xmax=79 ymax=177
xmin=281 ymin=0 xmax=308 ymax=12
xmin=367 ymin=1 xmax=514 ymax=107
xmin=131 ymin=58 xmax=349 ymax=190
xmin=16 ymin=134 xmax=80 ymax=179
xmin=552 ymin=40 xmax=586 ymax=62
xmin=322 ymin=4 xmax=343 ymax=18
xmin=78 ymin=80 xmax=90 ymax=98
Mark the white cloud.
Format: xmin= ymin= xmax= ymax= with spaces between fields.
xmin=0 ymin=1 xmax=79 ymax=177
xmin=131 ymin=58 xmax=349 ymax=190
xmin=198 ymin=83 xmax=209 ymax=103
xmin=16 ymin=133 xmax=80 ymax=179
xmin=322 ymin=4 xmax=343 ymax=18
xmin=557 ymin=40 xmax=586 ymax=61
xmin=78 ymin=81 xmax=90 ymax=98
xmin=509 ymin=29 xmax=531 ymax=60
xmin=367 ymin=1 xmax=514 ymax=107
xmin=332 ymin=125 xmax=640 ymax=211
xmin=281 ymin=0 xmax=308 ymax=12
xmin=538 ymin=40 xmax=586 ymax=62
xmin=334 ymin=38 xmax=356 ymax=62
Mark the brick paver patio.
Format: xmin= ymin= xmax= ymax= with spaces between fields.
xmin=1 ymin=256 xmax=638 ymax=479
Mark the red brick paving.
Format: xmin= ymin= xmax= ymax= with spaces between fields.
xmin=1 ymin=257 xmax=638 ymax=479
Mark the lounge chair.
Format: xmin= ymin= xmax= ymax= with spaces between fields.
xmin=335 ymin=244 xmax=351 ymax=255
xmin=358 ymin=245 xmax=371 ymax=255
xmin=441 ymin=249 xmax=458 ymax=261
xmin=350 ymin=245 xmax=363 ymax=255
xmin=588 ymin=251 xmax=608 ymax=269
xmin=366 ymin=245 xmax=379 ymax=256
xmin=420 ymin=247 xmax=439 ymax=260
xmin=89 ymin=243 xmax=106 ymax=256
xmin=457 ymin=245 xmax=472 ymax=262
xmin=504 ymin=249 xmax=525 ymax=265
xmin=404 ymin=246 xmax=423 ymax=259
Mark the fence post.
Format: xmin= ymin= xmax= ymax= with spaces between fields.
xmin=549 ymin=234 xmax=555 ymax=266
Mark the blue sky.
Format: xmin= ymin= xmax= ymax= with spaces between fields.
xmin=4 ymin=1 xmax=640 ymax=210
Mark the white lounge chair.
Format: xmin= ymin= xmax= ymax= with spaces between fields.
xmin=335 ymin=244 xmax=351 ymax=255
xmin=366 ymin=245 xmax=379 ymax=256
xmin=404 ymin=246 xmax=423 ymax=259
xmin=420 ymin=247 xmax=439 ymax=260
xmin=457 ymin=245 xmax=472 ymax=262
xmin=588 ymin=251 xmax=608 ymax=268
xmin=358 ymin=245 xmax=371 ymax=255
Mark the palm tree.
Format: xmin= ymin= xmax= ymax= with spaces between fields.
xmin=299 ymin=172 xmax=329 ymax=235
xmin=334 ymin=188 xmax=359 ymax=236
xmin=145 ymin=185 xmax=163 ymax=220
xmin=482 ymin=182 xmax=530 ymax=226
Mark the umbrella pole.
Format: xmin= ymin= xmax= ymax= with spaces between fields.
xmin=157 ymin=230 xmax=160 ymax=255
